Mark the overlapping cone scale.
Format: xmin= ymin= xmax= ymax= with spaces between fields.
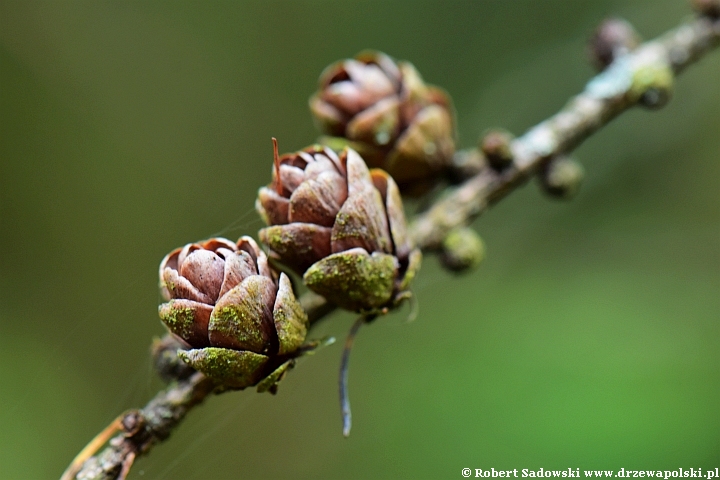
xmin=257 ymin=143 xmax=421 ymax=313
xmin=309 ymin=50 xmax=455 ymax=194
xmin=158 ymin=236 xmax=310 ymax=391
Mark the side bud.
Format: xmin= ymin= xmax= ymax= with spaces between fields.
xmin=588 ymin=18 xmax=641 ymax=71
xmin=440 ymin=227 xmax=485 ymax=273
xmin=480 ymin=129 xmax=515 ymax=172
xmin=448 ymin=148 xmax=487 ymax=182
xmin=539 ymin=156 xmax=585 ymax=200
xmin=690 ymin=0 xmax=720 ymax=18
xmin=257 ymin=141 xmax=421 ymax=313
xmin=632 ymin=61 xmax=674 ymax=110
xmin=158 ymin=236 xmax=311 ymax=393
xmin=310 ymin=51 xmax=455 ymax=195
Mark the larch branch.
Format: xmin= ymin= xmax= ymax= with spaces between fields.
xmin=65 ymin=13 xmax=719 ymax=480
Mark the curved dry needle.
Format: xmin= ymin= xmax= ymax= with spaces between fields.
xmin=117 ymin=451 xmax=136 ymax=480
xmin=339 ymin=315 xmax=367 ymax=437
xmin=60 ymin=412 xmax=127 ymax=480
xmin=405 ymin=293 xmax=419 ymax=324
xmin=272 ymin=137 xmax=282 ymax=195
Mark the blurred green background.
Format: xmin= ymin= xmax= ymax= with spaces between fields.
xmin=1 ymin=1 xmax=718 ymax=478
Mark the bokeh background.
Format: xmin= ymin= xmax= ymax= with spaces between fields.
xmin=1 ymin=1 xmax=718 ymax=478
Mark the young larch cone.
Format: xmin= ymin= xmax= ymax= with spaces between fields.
xmin=309 ymin=51 xmax=455 ymax=194
xmin=158 ymin=236 xmax=309 ymax=392
xmin=256 ymin=141 xmax=421 ymax=312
